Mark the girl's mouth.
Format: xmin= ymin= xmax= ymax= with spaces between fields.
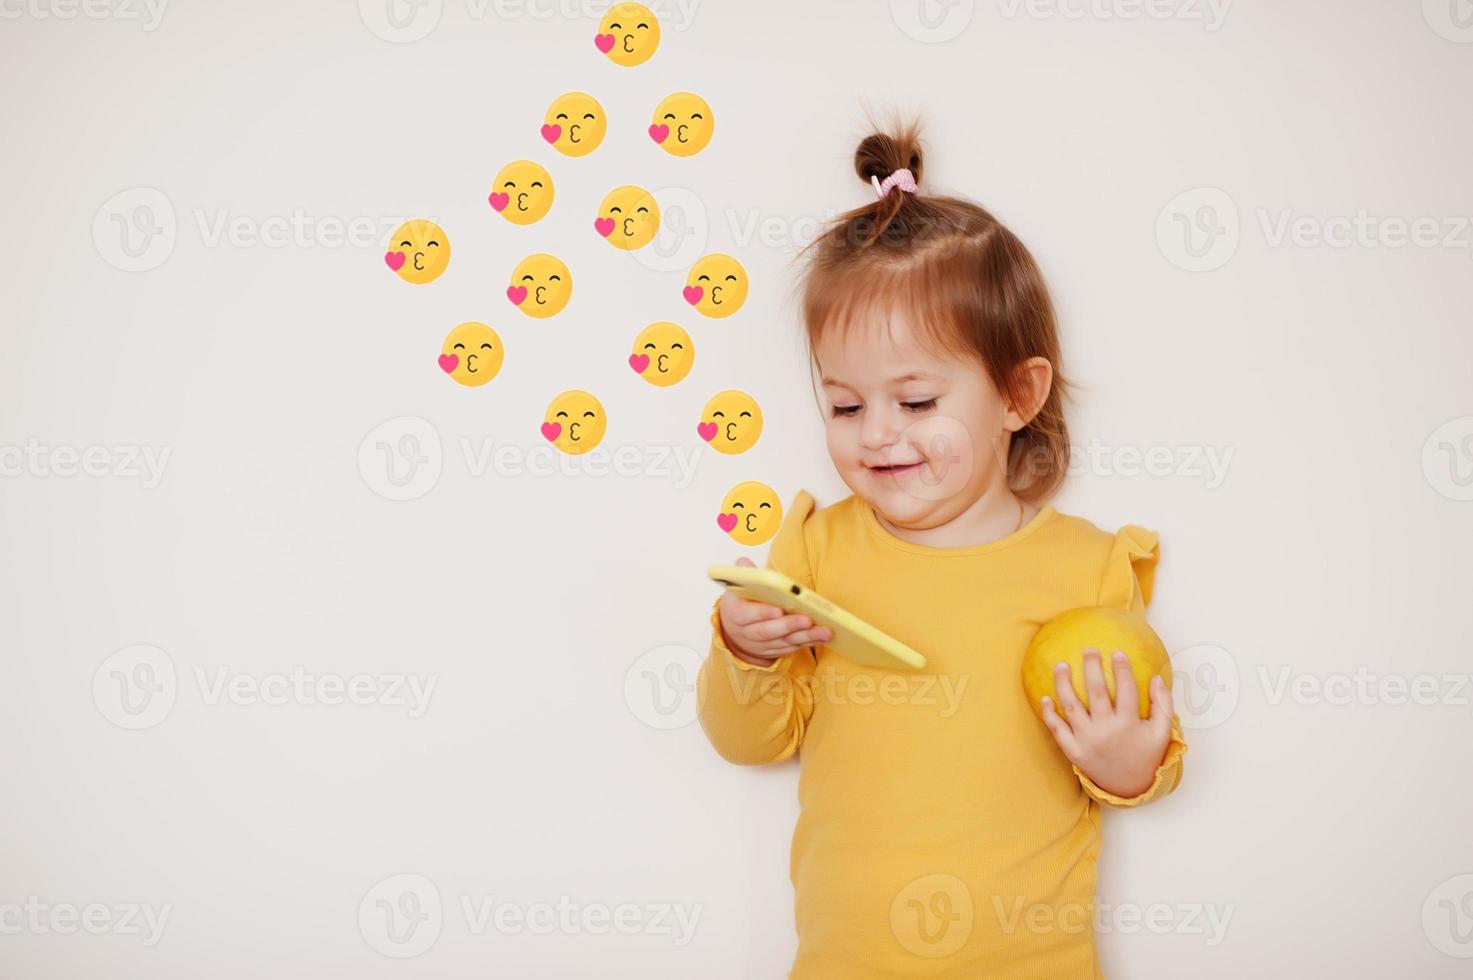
xmin=869 ymin=461 xmax=924 ymax=477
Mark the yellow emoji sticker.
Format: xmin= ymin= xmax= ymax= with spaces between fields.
xmin=699 ymin=390 xmax=762 ymax=455
xmin=542 ymin=92 xmax=606 ymax=157
xmin=385 ymin=219 xmax=450 ymax=285
xmin=629 ymin=322 xmax=693 ymax=387
xmin=718 ymin=481 xmax=782 ymax=546
xmin=489 ymin=160 xmax=554 ymax=225
xmin=542 ymin=390 xmax=607 ymax=455
xmin=595 ymin=2 xmax=660 ymax=66
xmin=684 ymin=253 xmax=748 ymax=318
xmin=595 ymin=185 xmax=660 ymax=251
xmin=650 ymin=92 xmax=713 ymax=157
xmin=508 ymin=254 xmax=572 ymax=319
xmin=438 ymin=322 xmax=504 ymax=387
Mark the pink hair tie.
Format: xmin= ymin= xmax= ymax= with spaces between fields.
xmin=872 ymin=168 xmax=918 ymax=199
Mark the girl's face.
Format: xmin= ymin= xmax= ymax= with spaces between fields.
xmin=815 ymin=314 xmax=1012 ymax=530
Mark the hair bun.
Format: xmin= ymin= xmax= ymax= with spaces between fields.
xmin=854 ymin=124 xmax=924 ymax=189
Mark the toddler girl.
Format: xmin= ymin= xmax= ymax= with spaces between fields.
xmin=697 ymin=122 xmax=1188 ymax=979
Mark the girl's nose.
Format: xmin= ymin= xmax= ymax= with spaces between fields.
xmin=859 ymin=408 xmax=898 ymax=451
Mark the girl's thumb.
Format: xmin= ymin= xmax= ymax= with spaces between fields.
xmin=734 ymin=556 xmax=755 ymax=568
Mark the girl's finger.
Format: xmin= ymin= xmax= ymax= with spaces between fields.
xmin=1053 ymin=662 xmax=1089 ymax=724
xmin=1081 ymin=648 xmax=1111 ymax=712
xmin=722 ymin=597 xmax=782 ymax=628
xmin=1111 ymin=651 xmax=1139 ymax=718
xmin=785 ymin=628 xmax=833 ymax=647
xmin=1041 ymin=696 xmax=1081 ymax=762
xmin=1148 ymin=674 xmax=1175 ymax=740
xmin=749 ymin=614 xmax=813 ymax=642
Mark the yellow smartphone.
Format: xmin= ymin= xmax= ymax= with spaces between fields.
xmin=708 ymin=564 xmax=927 ymax=671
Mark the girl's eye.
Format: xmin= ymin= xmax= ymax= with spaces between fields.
xmin=901 ymin=398 xmax=938 ymax=413
xmin=831 ymin=404 xmax=861 ymax=418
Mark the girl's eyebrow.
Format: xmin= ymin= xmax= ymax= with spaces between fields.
xmin=821 ymin=372 xmax=941 ymax=386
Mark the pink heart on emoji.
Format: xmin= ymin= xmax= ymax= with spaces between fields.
xmin=438 ymin=354 xmax=458 ymax=374
xmin=697 ymin=421 xmax=718 ymax=442
xmin=594 ymin=33 xmax=615 ymax=53
xmin=507 ymin=285 xmax=528 ymax=305
xmin=628 ymin=353 xmax=650 ymax=373
xmin=541 ymin=124 xmax=562 ymax=144
xmin=649 ymin=124 xmax=670 ymax=144
xmin=716 ymin=512 xmax=738 ymax=533
xmin=594 ymin=217 xmax=616 ymax=237
xmin=540 ymin=421 xmax=562 ymax=442
xmin=385 ymin=251 xmax=406 ymax=271
xmin=683 ymin=285 xmax=702 ymax=305
xmin=488 ymin=192 xmax=510 ymax=212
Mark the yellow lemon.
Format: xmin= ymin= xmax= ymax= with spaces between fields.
xmin=1021 ymin=606 xmax=1173 ymax=720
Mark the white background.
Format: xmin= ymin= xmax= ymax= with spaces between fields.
xmin=2 ymin=0 xmax=1472 ymax=976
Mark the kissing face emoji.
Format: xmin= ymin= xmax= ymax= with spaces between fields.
xmin=385 ymin=219 xmax=450 ymax=285
xmin=718 ymin=481 xmax=782 ymax=547
xmin=595 ymin=185 xmax=660 ymax=251
xmin=542 ymin=92 xmax=606 ymax=158
xmin=595 ymin=2 xmax=660 ymax=67
xmin=438 ymin=322 xmax=504 ymax=387
xmin=508 ymin=253 xmax=572 ymax=319
xmin=650 ymin=92 xmax=713 ymax=157
xmin=699 ymin=390 xmax=762 ymax=455
xmin=629 ymin=322 xmax=693 ymax=387
xmin=490 ymin=160 xmax=554 ymax=225
xmin=684 ymin=253 xmax=748 ymax=318
xmin=541 ymin=390 xmax=606 ymax=455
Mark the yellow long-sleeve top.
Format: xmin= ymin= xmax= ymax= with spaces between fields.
xmin=698 ymin=491 xmax=1188 ymax=979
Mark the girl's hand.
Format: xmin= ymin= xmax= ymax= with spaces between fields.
xmin=718 ymin=558 xmax=833 ymax=666
xmin=1040 ymin=648 xmax=1175 ymax=799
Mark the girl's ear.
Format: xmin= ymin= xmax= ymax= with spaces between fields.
xmin=1003 ymin=357 xmax=1054 ymax=432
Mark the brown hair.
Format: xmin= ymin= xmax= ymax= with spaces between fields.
xmin=799 ymin=119 xmax=1070 ymax=503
